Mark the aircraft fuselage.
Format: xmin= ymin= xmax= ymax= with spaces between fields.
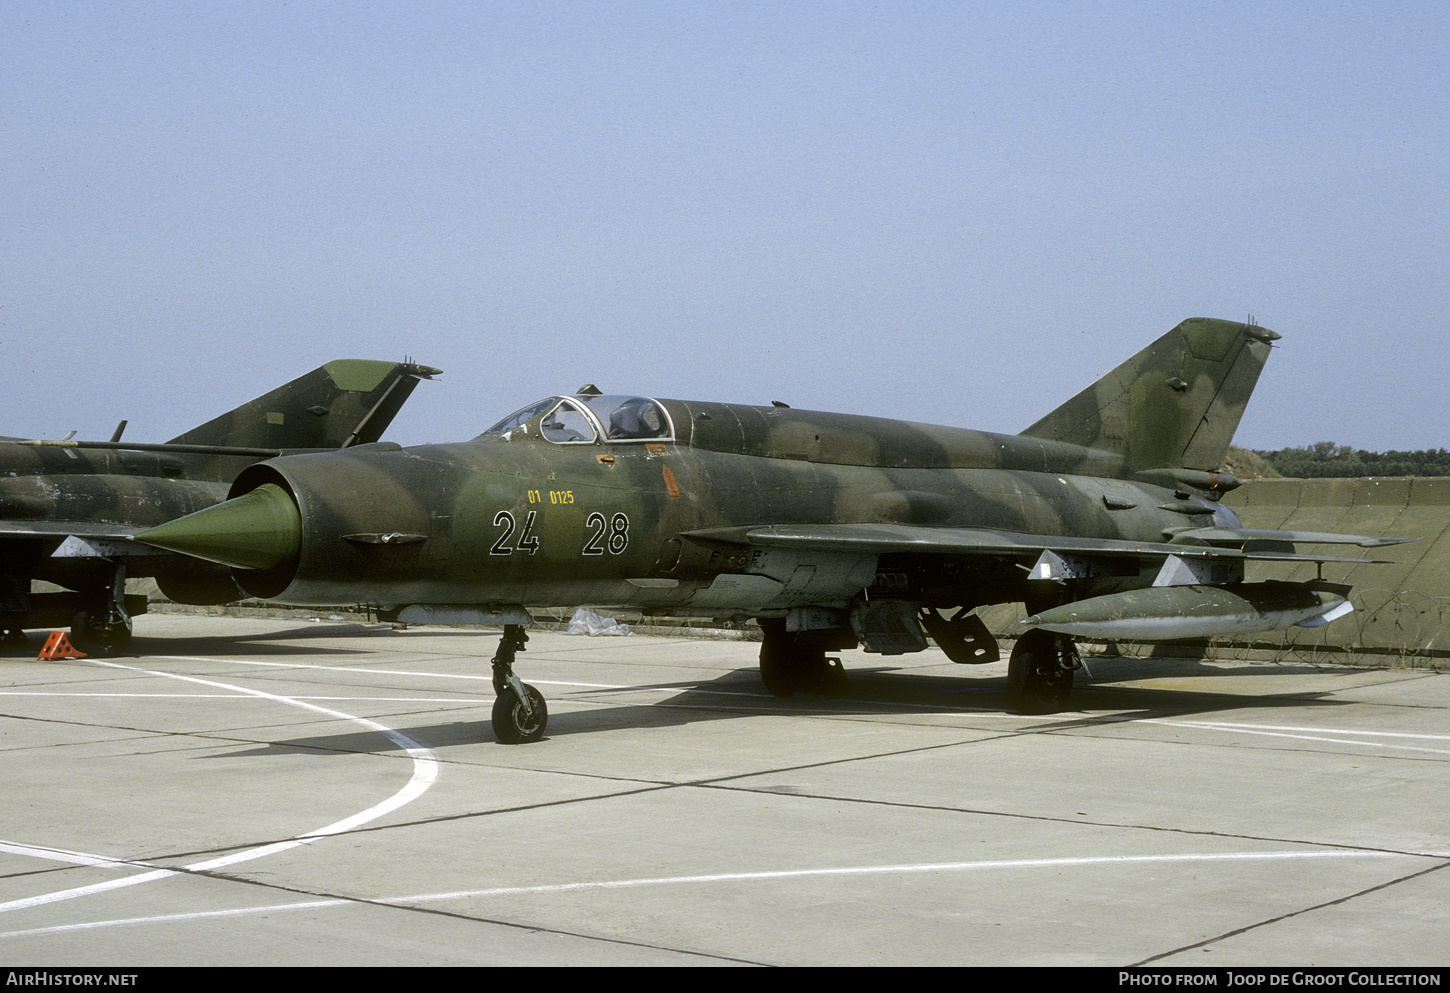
xmin=212 ymin=401 xmax=1239 ymax=616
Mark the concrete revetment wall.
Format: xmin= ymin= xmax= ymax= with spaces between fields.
xmin=1221 ymin=476 xmax=1450 ymax=662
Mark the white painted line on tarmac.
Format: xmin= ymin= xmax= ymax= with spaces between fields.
xmin=0 ymin=842 xmax=151 ymax=870
xmin=0 ymin=849 xmax=1432 ymax=940
xmin=155 ymin=655 xmax=631 ymax=689
xmin=0 ymin=691 xmax=255 ymax=697
xmin=1170 ymin=720 xmax=1450 ymax=741
xmin=390 ymin=850 xmax=1431 ymax=902
xmin=1143 ymin=718 xmax=1450 ymax=755
xmin=0 ymin=693 xmax=490 ymax=704
xmin=151 ymin=655 xmax=1010 ymax=710
xmin=0 ymin=660 xmax=440 ymax=916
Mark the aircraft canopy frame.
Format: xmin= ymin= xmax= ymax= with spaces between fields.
xmin=483 ymin=395 xmax=674 ymax=445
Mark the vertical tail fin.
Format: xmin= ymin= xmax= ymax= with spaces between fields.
xmin=168 ymin=360 xmax=440 ymax=449
xmin=1019 ymin=318 xmax=1278 ymax=472
xmin=167 ymin=360 xmax=440 ymax=481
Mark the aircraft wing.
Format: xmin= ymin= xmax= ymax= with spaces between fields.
xmin=682 ymin=522 xmax=1395 ymax=568
xmin=1 ymin=522 xmax=146 ymax=537
xmin=1166 ymin=526 xmax=1410 ymax=549
xmin=0 ymin=522 xmax=164 ymax=557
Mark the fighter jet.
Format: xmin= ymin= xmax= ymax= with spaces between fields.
xmin=134 ymin=320 xmax=1403 ymax=741
xmin=1 ymin=359 xmax=439 ymax=654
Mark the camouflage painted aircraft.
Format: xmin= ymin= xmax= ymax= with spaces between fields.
xmin=135 ymin=319 xmax=1403 ymax=742
xmin=1 ymin=359 xmax=438 ymax=654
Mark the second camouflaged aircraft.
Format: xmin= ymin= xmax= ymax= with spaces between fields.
xmin=136 ymin=319 xmax=1404 ymax=741
xmin=2 ymin=360 xmax=437 ymax=653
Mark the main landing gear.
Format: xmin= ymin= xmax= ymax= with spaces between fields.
xmin=757 ymin=618 xmax=850 ymax=698
xmin=70 ymin=562 xmax=134 ymax=657
xmin=489 ymin=624 xmax=548 ymax=744
xmin=70 ymin=606 xmax=133 ymax=657
xmin=1007 ymin=629 xmax=1079 ymax=715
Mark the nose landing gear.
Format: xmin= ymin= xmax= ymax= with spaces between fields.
xmin=489 ymin=624 xmax=548 ymax=743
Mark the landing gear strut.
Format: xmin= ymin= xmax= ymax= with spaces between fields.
xmin=70 ymin=561 xmax=133 ymax=657
xmin=757 ymin=618 xmax=849 ymax=698
xmin=1007 ymin=628 xmax=1079 ymax=715
xmin=489 ymin=624 xmax=548 ymax=744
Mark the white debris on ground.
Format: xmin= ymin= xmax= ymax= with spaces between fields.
xmin=566 ymin=608 xmax=634 ymax=636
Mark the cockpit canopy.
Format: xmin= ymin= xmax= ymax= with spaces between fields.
xmin=483 ymin=395 xmax=673 ymax=445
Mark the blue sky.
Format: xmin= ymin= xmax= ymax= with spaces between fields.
xmin=4 ymin=1 xmax=1446 ymax=451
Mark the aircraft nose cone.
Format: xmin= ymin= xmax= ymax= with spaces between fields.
xmin=135 ymin=483 xmax=302 ymax=571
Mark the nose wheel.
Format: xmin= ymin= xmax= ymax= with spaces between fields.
xmin=492 ymin=681 xmax=548 ymax=744
xmin=489 ymin=624 xmax=548 ymax=743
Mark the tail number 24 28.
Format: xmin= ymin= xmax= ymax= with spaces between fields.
xmin=491 ymin=510 xmax=629 ymax=556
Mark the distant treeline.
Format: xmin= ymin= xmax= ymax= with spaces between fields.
xmin=1253 ymin=443 xmax=1450 ymax=478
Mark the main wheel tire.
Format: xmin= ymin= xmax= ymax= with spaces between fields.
xmin=1007 ymin=629 xmax=1074 ymax=715
xmin=70 ymin=610 xmax=132 ymax=657
xmin=758 ymin=617 xmax=850 ymax=697
xmin=759 ymin=638 xmax=803 ymax=697
xmin=491 ymin=683 xmax=548 ymax=744
xmin=758 ymin=619 xmax=798 ymax=697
